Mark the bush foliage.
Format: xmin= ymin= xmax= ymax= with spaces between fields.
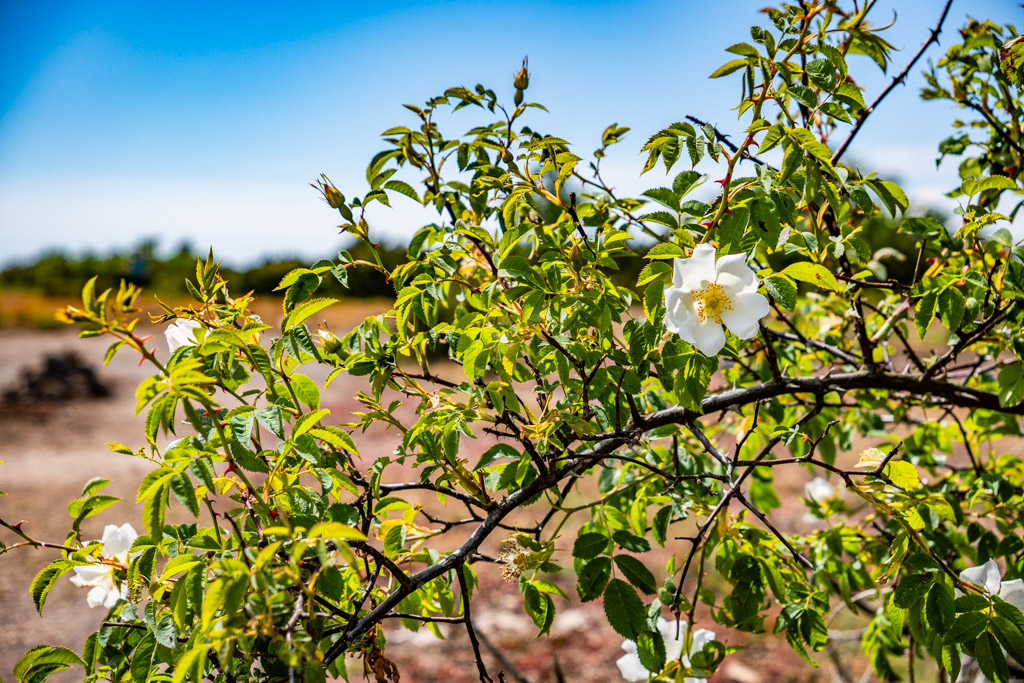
xmin=5 ymin=2 xmax=1024 ymax=682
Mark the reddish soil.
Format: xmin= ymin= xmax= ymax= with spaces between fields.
xmin=0 ymin=325 xmax=866 ymax=682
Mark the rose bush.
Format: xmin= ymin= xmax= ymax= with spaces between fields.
xmin=5 ymin=1 xmax=1024 ymax=681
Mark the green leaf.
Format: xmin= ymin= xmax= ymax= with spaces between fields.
xmin=763 ymin=274 xmax=796 ymax=310
xmin=309 ymin=426 xmax=358 ymax=455
xmin=228 ymin=442 xmax=270 ymax=473
xmin=994 ymin=601 xmax=1024 ymax=630
xmin=805 ymin=58 xmax=837 ymax=91
xmin=673 ymin=170 xmax=707 ymax=197
xmin=975 ymin=630 xmax=1010 ymax=683
xmin=642 ymin=187 xmax=680 ymax=212
xmin=651 ymin=507 xmax=672 ymax=547
xmin=965 ymin=175 xmax=1017 ymax=196
xmin=944 ymin=612 xmax=988 ymax=643
xmin=573 ymin=532 xmax=610 ymax=561
xmin=612 ymin=529 xmax=651 ymax=553
xmin=709 ymin=58 xmax=749 ymax=79
xmin=788 ymin=85 xmax=818 ymax=110
xmin=882 ymin=461 xmax=920 ymax=491
xmin=169 ymin=472 xmax=200 ymax=518
xmin=524 ymin=583 xmax=556 ymax=636
xmin=867 ymin=179 xmax=909 ymax=216
xmin=887 ymin=596 xmax=906 ymax=637
xmin=256 ymin=405 xmax=285 ymax=439
xmin=940 ymin=643 xmax=961 ymax=682
xmin=153 ymin=614 xmax=178 ymax=649
xmin=383 ymin=179 xmax=422 ymax=203
xmin=143 ymin=483 xmax=169 ymax=539
xmin=1000 ymin=35 xmax=1024 ymax=88
xmin=13 ymin=646 xmax=84 ymax=681
xmin=129 ymin=634 xmax=157 ymax=682
xmin=614 ymin=555 xmax=658 ymax=595
xmin=636 ymin=261 xmax=672 ymax=287
xmin=938 ymin=287 xmax=965 ymax=332
xmin=635 ymin=628 xmax=667 ymax=676
xmin=644 ymin=280 xmax=664 ymax=327
xmin=998 ymin=364 xmax=1024 ymax=408
xmin=293 ymin=409 xmax=331 ymax=438
xmin=780 ymin=262 xmax=840 ymax=292
xmin=992 ymin=616 xmax=1024 ymax=667
xmin=30 ymin=562 xmax=70 ymax=615
xmin=914 ymin=291 xmax=937 ymax=339
xmin=290 ymin=374 xmax=321 ymax=410
xmin=284 ymin=297 xmax=338 ymax=330
xmin=577 ymin=557 xmax=612 ymax=602
xmin=925 ymin=582 xmax=955 ymax=632
xmin=644 ymin=243 xmax=687 ymax=260
xmin=893 ymin=574 xmax=932 ymax=608
xmin=955 ymin=594 xmax=990 ymax=613
xmin=602 ymin=578 xmax=646 ymax=639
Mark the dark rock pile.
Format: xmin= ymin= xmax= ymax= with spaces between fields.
xmin=2 ymin=352 xmax=111 ymax=405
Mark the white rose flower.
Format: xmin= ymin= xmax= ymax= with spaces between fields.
xmin=165 ymin=319 xmax=202 ymax=353
xmin=663 ymin=243 xmax=770 ymax=356
xmin=804 ymin=476 xmax=839 ymax=504
xmin=959 ymin=559 xmax=1024 ymax=613
xmin=69 ymin=523 xmax=138 ymax=609
xmin=616 ymin=617 xmax=715 ymax=682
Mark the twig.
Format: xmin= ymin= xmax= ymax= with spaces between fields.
xmin=476 ymin=629 xmax=534 ymax=683
xmin=350 ymin=541 xmax=412 ymax=587
xmin=457 ymin=565 xmax=493 ymax=683
xmin=831 ymin=0 xmax=955 ymax=164
xmin=685 ymin=116 xmax=773 ymax=168
xmin=735 ymin=493 xmax=814 ymax=571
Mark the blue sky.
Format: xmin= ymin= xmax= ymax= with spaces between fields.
xmin=0 ymin=1 xmax=1020 ymax=267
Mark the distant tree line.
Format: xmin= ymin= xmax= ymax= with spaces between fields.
xmin=0 ymin=211 xmax=927 ymax=301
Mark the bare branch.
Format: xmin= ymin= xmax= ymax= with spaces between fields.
xmin=831 ymin=0 xmax=955 ymax=164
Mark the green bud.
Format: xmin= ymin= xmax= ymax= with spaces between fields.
xmin=318 ymin=329 xmax=344 ymax=356
xmin=324 ymin=185 xmax=345 ymax=209
xmin=514 ymin=57 xmax=529 ymax=91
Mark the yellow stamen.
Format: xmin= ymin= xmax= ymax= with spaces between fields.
xmin=692 ymin=282 xmax=733 ymax=324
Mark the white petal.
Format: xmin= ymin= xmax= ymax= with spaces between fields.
xmin=714 ymin=253 xmax=757 ymax=293
xmin=959 ymin=559 xmax=1002 ymax=595
xmin=100 ymin=523 xmax=138 ymax=563
xmin=689 ymin=321 xmax=727 ymax=357
xmin=657 ymin=618 xmax=686 ymax=661
xmin=86 ymin=585 xmax=109 ymax=609
xmin=664 ymin=286 xmax=696 ymax=335
xmin=620 ymin=638 xmax=638 ymax=655
xmin=804 ymin=477 xmax=835 ymax=504
xmin=70 ymin=564 xmax=114 ymax=588
xmin=688 ymin=628 xmax=716 ymax=656
xmin=1000 ymin=579 xmax=1024 ymax=614
xmin=101 ymin=586 xmax=122 ymax=608
xmin=165 ymin=319 xmax=201 ymax=353
xmin=720 ymin=292 xmax=770 ymax=340
xmin=616 ymin=652 xmax=650 ymax=682
xmin=674 ymin=245 xmax=717 ymax=291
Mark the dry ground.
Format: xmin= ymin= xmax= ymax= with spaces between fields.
xmin=0 ymin=318 xmax=876 ymax=682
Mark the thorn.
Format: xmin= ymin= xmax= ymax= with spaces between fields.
xmin=13 ymin=520 xmax=26 ymax=531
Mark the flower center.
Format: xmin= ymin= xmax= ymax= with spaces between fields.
xmin=692 ymin=282 xmax=733 ymax=324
